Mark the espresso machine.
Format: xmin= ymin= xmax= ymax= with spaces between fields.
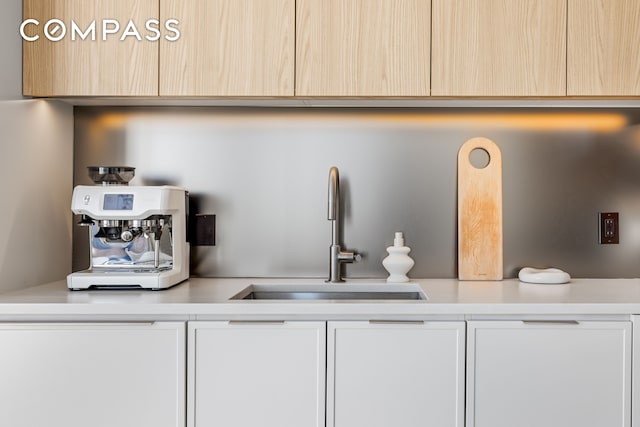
xmin=67 ymin=167 xmax=189 ymax=290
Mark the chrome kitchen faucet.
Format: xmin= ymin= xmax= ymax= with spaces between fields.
xmin=327 ymin=166 xmax=361 ymax=282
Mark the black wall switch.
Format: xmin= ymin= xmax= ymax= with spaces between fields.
xmin=191 ymin=214 xmax=216 ymax=246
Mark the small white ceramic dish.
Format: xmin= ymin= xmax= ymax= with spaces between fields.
xmin=518 ymin=267 xmax=571 ymax=284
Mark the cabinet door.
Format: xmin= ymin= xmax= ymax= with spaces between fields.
xmin=296 ymin=0 xmax=430 ymax=96
xmin=188 ymin=321 xmax=325 ymax=427
xmin=633 ymin=316 xmax=640 ymax=427
xmin=328 ymin=321 xmax=465 ymax=427
xmin=23 ymin=0 xmax=159 ymax=96
xmin=467 ymin=321 xmax=631 ymax=427
xmin=568 ymin=0 xmax=640 ymax=96
xmin=0 ymin=322 xmax=185 ymax=427
xmin=160 ymin=0 xmax=294 ymax=96
xmin=432 ymin=0 xmax=566 ymax=96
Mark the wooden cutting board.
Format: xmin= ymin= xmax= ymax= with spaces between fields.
xmin=457 ymin=137 xmax=503 ymax=280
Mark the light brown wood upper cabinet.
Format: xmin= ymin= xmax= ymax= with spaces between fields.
xmin=23 ymin=0 xmax=640 ymax=99
xmin=160 ymin=0 xmax=294 ymax=97
xmin=568 ymin=0 xmax=640 ymax=96
xmin=296 ymin=0 xmax=430 ymax=97
xmin=23 ymin=0 xmax=159 ymax=97
xmin=431 ymin=0 xmax=567 ymax=97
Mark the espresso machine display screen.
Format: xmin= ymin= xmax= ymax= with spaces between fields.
xmin=103 ymin=194 xmax=134 ymax=210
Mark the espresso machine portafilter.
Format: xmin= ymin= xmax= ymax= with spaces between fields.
xmin=67 ymin=167 xmax=190 ymax=290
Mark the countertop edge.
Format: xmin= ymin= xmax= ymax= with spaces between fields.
xmin=0 ymin=277 xmax=639 ymax=319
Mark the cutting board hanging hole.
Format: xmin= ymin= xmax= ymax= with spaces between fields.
xmin=469 ymin=147 xmax=491 ymax=169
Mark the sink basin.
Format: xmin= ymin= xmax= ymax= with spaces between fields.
xmin=230 ymin=283 xmax=427 ymax=301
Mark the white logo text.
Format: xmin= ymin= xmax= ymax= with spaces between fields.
xmin=20 ymin=18 xmax=180 ymax=42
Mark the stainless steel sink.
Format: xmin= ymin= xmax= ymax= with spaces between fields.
xmin=230 ymin=283 xmax=427 ymax=301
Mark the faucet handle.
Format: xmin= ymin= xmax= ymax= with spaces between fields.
xmin=338 ymin=250 xmax=361 ymax=263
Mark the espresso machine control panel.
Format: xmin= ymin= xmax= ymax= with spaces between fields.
xmin=74 ymin=186 xmax=180 ymax=218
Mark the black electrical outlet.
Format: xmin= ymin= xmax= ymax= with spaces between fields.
xmin=191 ymin=214 xmax=216 ymax=246
xmin=599 ymin=212 xmax=619 ymax=244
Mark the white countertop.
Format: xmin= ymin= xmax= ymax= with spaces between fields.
xmin=1 ymin=278 xmax=640 ymax=320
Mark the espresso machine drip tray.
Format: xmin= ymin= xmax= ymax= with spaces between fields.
xmin=68 ymin=268 xmax=178 ymax=290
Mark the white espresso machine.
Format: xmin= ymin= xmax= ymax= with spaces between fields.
xmin=67 ymin=167 xmax=189 ymax=290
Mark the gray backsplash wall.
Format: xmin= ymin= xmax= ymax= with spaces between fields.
xmin=73 ymin=107 xmax=640 ymax=279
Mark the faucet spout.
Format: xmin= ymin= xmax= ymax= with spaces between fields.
xmin=327 ymin=166 xmax=360 ymax=283
xmin=328 ymin=167 xmax=340 ymax=249
xmin=328 ymin=167 xmax=339 ymax=222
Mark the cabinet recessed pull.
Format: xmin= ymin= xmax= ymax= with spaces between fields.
xmin=522 ymin=320 xmax=579 ymax=325
xmin=369 ymin=320 xmax=425 ymax=325
xmin=228 ymin=320 xmax=286 ymax=325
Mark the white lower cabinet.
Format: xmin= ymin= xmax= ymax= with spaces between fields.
xmin=0 ymin=322 xmax=186 ymax=427
xmin=327 ymin=320 xmax=466 ymax=427
xmin=633 ymin=316 xmax=640 ymax=427
xmin=467 ymin=320 xmax=632 ymax=427
xmin=1 ymin=316 xmax=633 ymax=427
xmin=188 ymin=320 xmax=326 ymax=427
